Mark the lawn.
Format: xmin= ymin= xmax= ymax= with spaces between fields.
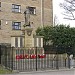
xmin=0 ymin=65 xmax=12 ymax=74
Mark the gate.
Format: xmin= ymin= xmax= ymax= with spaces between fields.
xmin=0 ymin=46 xmax=70 ymax=72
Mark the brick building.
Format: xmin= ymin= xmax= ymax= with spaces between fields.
xmin=0 ymin=0 xmax=53 ymax=47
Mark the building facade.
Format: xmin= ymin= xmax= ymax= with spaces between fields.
xmin=0 ymin=0 xmax=53 ymax=47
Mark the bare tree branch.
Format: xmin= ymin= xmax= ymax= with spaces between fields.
xmin=64 ymin=18 xmax=75 ymax=20
xmin=60 ymin=0 xmax=75 ymax=20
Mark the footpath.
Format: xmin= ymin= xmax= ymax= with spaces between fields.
xmin=7 ymin=68 xmax=75 ymax=75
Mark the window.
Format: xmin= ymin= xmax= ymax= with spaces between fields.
xmin=32 ymin=0 xmax=37 ymax=1
xmin=0 ymin=2 xmax=1 ymax=7
xmin=34 ymin=37 xmax=43 ymax=47
xmin=15 ymin=37 xmax=18 ymax=48
xmin=20 ymin=37 xmax=23 ymax=47
xmin=0 ymin=2 xmax=1 ymax=11
xmin=28 ymin=7 xmax=36 ymax=15
xmin=0 ymin=20 xmax=1 ymax=29
xmin=12 ymin=22 xmax=21 ymax=30
xmin=12 ymin=4 xmax=21 ymax=13
xmin=11 ymin=37 xmax=24 ymax=47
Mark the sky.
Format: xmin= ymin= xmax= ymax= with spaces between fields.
xmin=53 ymin=0 xmax=75 ymax=27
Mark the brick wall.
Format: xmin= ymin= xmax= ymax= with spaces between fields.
xmin=0 ymin=0 xmax=53 ymax=44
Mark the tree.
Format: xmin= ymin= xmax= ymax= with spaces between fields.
xmin=36 ymin=25 xmax=75 ymax=54
xmin=36 ymin=26 xmax=53 ymax=45
xmin=53 ymin=15 xmax=59 ymax=26
xmin=60 ymin=0 xmax=75 ymax=20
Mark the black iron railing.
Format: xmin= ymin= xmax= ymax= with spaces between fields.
xmin=0 ymin=46 xmax=71 ymax=72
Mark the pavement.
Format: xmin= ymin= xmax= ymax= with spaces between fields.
xmin=2 ymin=68 xmax=75 ymax=75
xmin=19 ymin=69 xmax=75 ymax=75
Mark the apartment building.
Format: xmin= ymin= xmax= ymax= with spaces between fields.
xmin=0 ymin=0 xmax=53 ymax=47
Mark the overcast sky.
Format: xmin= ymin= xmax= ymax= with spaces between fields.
xmin=53 ymin=0 xmax=75 ymax=27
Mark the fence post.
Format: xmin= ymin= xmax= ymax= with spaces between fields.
xmin=35 ymin=47 xmax=37 ymax=71
xmin=0 ymin=45 xmax=1 ymax=64
xmin=56 ymin=54 xmax=59 ymax=69
xmin=67 ymin=52 xmax=70 ymax=69
xmin=68 ymin=56 xmax=70 ymax=69
xmin=11 ymin=47 xmax=14 ymax=70
xmin=65 ymin=59 xmax=66 ymax=67
xmin=56 ymin=46 xmax=59 ymax=69
xmin=5 ymin=46 xmax=7 ymax=67
xmin=3 ymin=46 xmax=7 ymax=68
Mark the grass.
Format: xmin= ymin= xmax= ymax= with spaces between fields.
xmin=0 ymin=65 xmax=12 ymax=74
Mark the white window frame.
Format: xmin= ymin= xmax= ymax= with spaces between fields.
xmin=28 ymin=7 xmax=36 ymax=15
xmin=12 ymin=22 xmax=21 ymax=30
xmin=0 ymin=2 xmax=1 ymax=7
xmin=12 ymin=4 xmax=21 ymax=13
xmin=11 ymin=37 xmax=24 ymax=47
xmin=0 ymin=20 xmax=1 ymax=29
xmin=0 ymin=2 xmax=1 ymax=11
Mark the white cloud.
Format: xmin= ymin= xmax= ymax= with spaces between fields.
xmin=53 ymin=0 xmax=75 ymax=27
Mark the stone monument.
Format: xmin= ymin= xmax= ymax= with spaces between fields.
xmin=23 ymin=7 xmax=44 ymax=48
xmin=23 ymin=7 xmax=34 ymax=47
xmin=24 ymin=27 xmax=33 ymax=47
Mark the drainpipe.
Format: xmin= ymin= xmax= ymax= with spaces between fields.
xmin=41 ymin=0 xmax=44 ymax=28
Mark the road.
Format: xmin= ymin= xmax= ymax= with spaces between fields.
xmin=5 ymin=69 xmax=75 ymax=75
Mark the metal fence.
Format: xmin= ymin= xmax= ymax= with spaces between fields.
xmin=0 ymin=46 xmax=71 ymax=72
